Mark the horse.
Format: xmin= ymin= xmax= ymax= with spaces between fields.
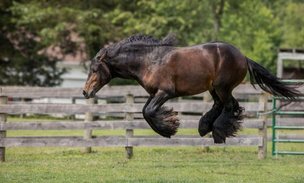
xmin=83 ymin=33 xmax=300 ymax=143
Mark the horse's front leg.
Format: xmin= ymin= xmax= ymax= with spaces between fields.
xmin=142 ymin=90 xmax=180 ymax=138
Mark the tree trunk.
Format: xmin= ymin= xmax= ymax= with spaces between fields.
xmin=211 ymin=0 xmax=225 ymax=41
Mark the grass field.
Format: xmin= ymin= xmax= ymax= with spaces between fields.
xmin=1 ymin=117 xmax=304 ymax=183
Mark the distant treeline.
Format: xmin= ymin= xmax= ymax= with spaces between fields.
xmin=1 ymin=0 xmax=303 ymax=86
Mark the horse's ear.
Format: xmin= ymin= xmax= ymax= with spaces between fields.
xmin=99 ymin=51 xmax=107 ymax=63
xmin=163 ymin=33 xmax=177 ymax=46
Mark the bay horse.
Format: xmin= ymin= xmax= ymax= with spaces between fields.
xmin=83 ymin=33 xmax=299 ymax=143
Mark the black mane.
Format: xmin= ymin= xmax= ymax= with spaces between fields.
xmin=100 ymin=33 xmax=177 ymax=60
xmin=122 ymin=33 xmax=177 ymax=47
xmin=108 ymin=33 xmax=177 ymax=51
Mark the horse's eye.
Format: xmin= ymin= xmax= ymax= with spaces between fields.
xmin=92 ymin=67 xmax=98 ymax=73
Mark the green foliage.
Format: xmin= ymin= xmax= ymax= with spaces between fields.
xmin=8 ymin=0 xmax=117 ymax=59
xmin=219 ymin=0 xmax=280 ymax=73
xmin=1 ymin=0 xmax=304 ymax=86
xmin=107 ymin=0 xmax=213 ymax=45
xmin=280 ymin=1 xmax=304 ymax=47
xmin=0 ymin=0 xmax=66 ymax=86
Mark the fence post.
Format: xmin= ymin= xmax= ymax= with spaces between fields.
xmin=0 ymin=96 xmax=8 ymax=162
xmin=125 ymin=94 xmax=134 ymax=159
xmin=258 ymin=93 xmax=268 ymax=159
xmin=83 ymin=97 xmax=96 ymax=153
xmin=20 ymin=98 xmax=25 ymax=119
xmin=71 ymin=97 xmax=76 ymax=120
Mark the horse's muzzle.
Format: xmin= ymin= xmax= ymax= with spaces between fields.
xmin=83 ymin=90 xmax=95 ymax=99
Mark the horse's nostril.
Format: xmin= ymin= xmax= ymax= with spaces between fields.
xmin=83 ymin=90 xmax=87 ymax=96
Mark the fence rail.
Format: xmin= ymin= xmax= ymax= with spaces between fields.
xmin=0 ymin=102 xmax=264 ymax=114
xmin=0 ymin=119 xmax=264 ymax=130
xmin=0 ymin=136 xmax=263 ymax=147
xmin=0 ymin=84 xmax=303 ymax=161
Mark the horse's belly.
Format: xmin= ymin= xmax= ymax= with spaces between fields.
xmin=167 ymin=48 xmax=216 ymax=96
xmin=175 ymin=73 xmax=213 ymax=96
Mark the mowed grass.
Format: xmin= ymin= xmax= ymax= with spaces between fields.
xmin=1 ymin=118 xmax=304 ymax=183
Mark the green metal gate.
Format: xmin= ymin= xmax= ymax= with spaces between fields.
xmin=272 ymin=80 xmax=304 ymax=156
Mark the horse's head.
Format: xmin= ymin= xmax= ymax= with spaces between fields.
xmin=83 ymin=33 xmax=177 ymax=99
xmin=83 ymin=50 xmax=112 ymax=99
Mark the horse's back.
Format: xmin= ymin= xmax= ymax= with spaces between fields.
xmin=164 ymin=44 xmax=219 ymax=95
xmin=164 ymin=42 xmax=247 ymax=95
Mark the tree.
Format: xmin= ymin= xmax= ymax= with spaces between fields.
xmin=218 ymin=0 xmax=280 ymax=73
xmin=210 ymin=0 xmax=225 ymax=41
xmin=2 ymin=0 xmax=303 ymax=85
xmin=280 ymin=1 xmax=304 ymax=48
xmin=0 ymin=0 xmax=66 ymax=86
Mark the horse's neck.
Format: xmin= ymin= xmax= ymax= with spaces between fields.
xmin=109 ymin=47 xmax=175 ymax=81
xmin=109 ymin=59 xmax=145 ymax=80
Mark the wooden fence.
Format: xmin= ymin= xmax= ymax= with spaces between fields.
xmin=0 ymin=84 xmax=290 ymax=161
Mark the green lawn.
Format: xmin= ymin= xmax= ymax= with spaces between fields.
xmin=1 ymin=117 xmax=304 ymax=183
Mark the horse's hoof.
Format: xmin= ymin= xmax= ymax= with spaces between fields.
xmin=198 ymin=116 xmax=213 ymax=137
xmin=211 ymin=108 xmax=244 ymax=143
xmin=212 ymin=126 xmax=226 ymax=143
xmin=145 ymin=106 xmax=180 ymax=138
xmin=198 ymin=105 xmax=223 ymax=137
xmin=198 ymin=123 xmax=212 ymax=137
xmin=158 ymin=113 xmax=180 ymax=138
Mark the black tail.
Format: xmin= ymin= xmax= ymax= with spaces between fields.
xmin=246 ymin=57 xmax=301 ymax=99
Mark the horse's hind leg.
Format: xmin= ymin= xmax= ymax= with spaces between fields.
xmin=198 ymin=89 xmax=223 ymax=137
xmin=212 ymin=88 xmax=244 ymax=143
